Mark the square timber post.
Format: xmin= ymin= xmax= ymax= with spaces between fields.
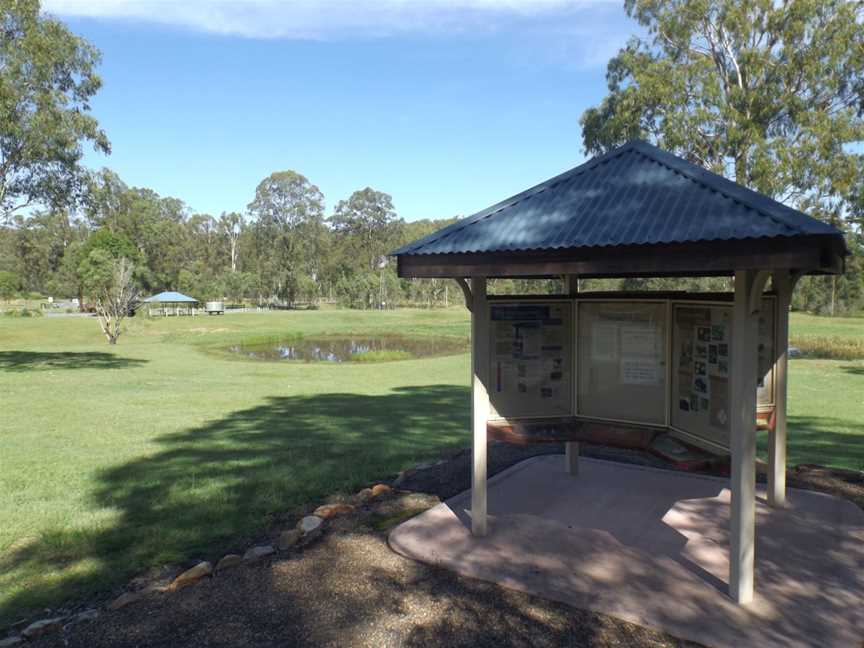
xmin=768 ymin=270 xmax=795 ymax=508
xmin=471 ymin=276 xmax=489 ymax=536
xmin=564 ymin=274 xmax=579 ymax=475
xmin=729 ymin=269 xmax=767 ymax=604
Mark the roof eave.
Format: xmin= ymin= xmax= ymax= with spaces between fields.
xmin=396 ymin=234 xmax=846 ymax=280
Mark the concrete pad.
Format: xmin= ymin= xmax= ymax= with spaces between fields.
xmin=389 ymin=456 xmax=864 ymax=648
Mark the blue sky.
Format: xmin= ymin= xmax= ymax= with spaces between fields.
xmin=45 ymin=1 xmax=639 ymax=221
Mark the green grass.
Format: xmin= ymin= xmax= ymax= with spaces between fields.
xmin=351 ymin=349 xmax=414 ymax=362
xmin=0 ymin=308 xmax=471 ymax=625
xmin=789 ymin=311 xmax=864 ymax=338
xmin=774 ymin=358 xmax=864 ymax=470
xmin=0 ymin=307 xmax=862 ymax=626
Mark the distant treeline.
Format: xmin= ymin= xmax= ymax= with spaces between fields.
xmin=0 ymin=167 xmax=862 ymax=314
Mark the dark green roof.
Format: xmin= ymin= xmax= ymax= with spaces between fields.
xmin=392 ymin=140 xmax=844 ymax=257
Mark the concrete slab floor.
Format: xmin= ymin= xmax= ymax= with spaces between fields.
xmin=389 ymin=456 xmax=864 ymax=648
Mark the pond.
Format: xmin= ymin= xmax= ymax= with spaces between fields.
xmin=227 ymin=335 xmax=469 ymax=363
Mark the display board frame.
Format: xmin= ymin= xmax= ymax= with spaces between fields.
xmin=574 ymin=298 xmax=672 ymax=429
xmin=485 ymin=293 xmax=778 ymax=452
xmin=666 ymin=295 xmax=777 ymax=452
xmin=487 ymin=297 xmax=575 ymax=420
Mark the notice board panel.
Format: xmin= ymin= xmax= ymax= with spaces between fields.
xmin=488 ymin=302 xmax=573 ymax=419
xmin=577 ymin=301 xmax=668 ymax=425
xmin=671 ymin=297 xmax=776 ymax=448
xmin=671 ymin=304 xmax=732 ymax=447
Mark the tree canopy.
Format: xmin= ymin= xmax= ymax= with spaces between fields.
xmin=581 ymin=0 xmax=863 ymax=203
xmin=580 ymin=0 xmax=864 ymax=312
xmin=0 ymin=0 xmax=110 ymax=221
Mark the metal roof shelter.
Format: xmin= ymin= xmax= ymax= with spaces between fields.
xmin=144 ymin=291 xmax=199 ymax=303
xmin=143 ymin=291 xmax=199 ymax=317
xmin=391 ymin=140 xmax=847 ymax=605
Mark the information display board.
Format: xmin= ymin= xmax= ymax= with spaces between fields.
xmin=577 ymin=301 xmax=668 ymax=425
xmin=671 ymin=304 xmax=733 ymax=446
xmin=488 ymin=302 xmax=573 ymax=418
xmin=671 ymin=297 xmax=776 ymax=447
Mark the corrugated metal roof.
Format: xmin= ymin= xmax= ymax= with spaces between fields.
xmin=144 ymin=291 xmax=198 ymax=303
xmin=392 ymin=140 xmax=843 ymax=256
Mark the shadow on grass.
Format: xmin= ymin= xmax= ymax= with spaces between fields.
xmin=0 ymin=384 xmax=469 ymax=626
xmin=787 ymin=415 xmax=864 ymax=471
xmin=840 ymin=364 xmax=864 ymax=377
xmin=0 ymin=351 xmax=148 ymax=372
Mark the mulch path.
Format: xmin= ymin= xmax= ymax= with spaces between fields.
xmin=22 ymin=442 xmax=864 ymax=648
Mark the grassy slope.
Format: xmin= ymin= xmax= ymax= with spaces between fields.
xmin=0 ymin=308 xmax=862 ymax=624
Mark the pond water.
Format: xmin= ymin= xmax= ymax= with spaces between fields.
xmin=228 ymin=335 xmax=468 ymax=363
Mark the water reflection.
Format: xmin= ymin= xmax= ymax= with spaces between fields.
xmin=228 ymin=335 xmax=468 ymax=363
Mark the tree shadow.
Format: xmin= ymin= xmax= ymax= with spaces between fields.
xmin=786 ymin=414 xmax=864 ymax=471
xmin=55 ymin=509 xmax=700 ymax=648
xmin=0 ymin=351 xmax=148 ymax=372
xmin=0 ymin=384 xmax=470 ymax=626
xmin=840 ymin=364 xmax=864 ymax=377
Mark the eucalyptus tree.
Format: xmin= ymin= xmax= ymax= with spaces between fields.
xmin=330 ymin=188 xmax=403 ymax=272
xmin=218 ymin=211 xmax=244 ymax=273
xmin=581 ymin=0 xmax=864 ymax=312
xmin=581 ymin=0 xmax=863 ymax=202
xmin=247 ymin=170 xmax=326 ymax=304
xmin=0 ymin=0 xmax=110 ymax=221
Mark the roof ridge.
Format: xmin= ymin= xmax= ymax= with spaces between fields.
xmin=399 ymin=142 xmax=639 ymax=255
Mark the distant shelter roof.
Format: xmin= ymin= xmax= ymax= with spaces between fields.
xmin=144 ymin=291 xmax=198 ymax=303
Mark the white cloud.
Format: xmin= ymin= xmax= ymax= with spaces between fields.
xmin=42 ymin=0 xmax=620 ymax=40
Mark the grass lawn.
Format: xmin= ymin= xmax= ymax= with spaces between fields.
xmin=0 ymin=307 xmax=862 ymax=625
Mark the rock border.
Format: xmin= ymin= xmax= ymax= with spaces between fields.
xmin=0 ymin=480 xmax=399 ymax=646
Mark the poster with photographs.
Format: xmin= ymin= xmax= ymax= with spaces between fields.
xmin=671 ymin=298 xmax=776 ymax=448
xmin=488 ymin=302 xmax=573 ymax=418
xmin=672 ymin=304 xmax=732 ymax=447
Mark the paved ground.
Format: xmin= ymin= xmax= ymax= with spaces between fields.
xmin=390 ymin=455 xmax=864 ymax=648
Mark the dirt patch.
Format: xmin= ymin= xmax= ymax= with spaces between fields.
xmin=789 ymin=463 xmax=864 ymax=510
xmin=27 ymin=490 xmax=700 ymax=648
xmin=393 ymin=441 xmax=682 ymax=500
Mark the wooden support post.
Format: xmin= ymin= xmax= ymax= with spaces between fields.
xmin=564 ymin=274 xmax=579 ymax=474
xmin=471 ymin=277 xmax=489 ymax=536
xmin=730 ymin=270 xmax=764 ymax=604
xmin=566 ymin=442 xmax=579 ymax=475
xmin=769 ymin=271 xmax=795 ymax=508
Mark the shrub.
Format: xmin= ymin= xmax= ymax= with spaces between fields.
xmin=2 ymin=307 xmax=43 ymax=318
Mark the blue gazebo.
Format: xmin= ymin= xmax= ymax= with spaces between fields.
xmin=143 ymin=291 xmax=199 ymax=317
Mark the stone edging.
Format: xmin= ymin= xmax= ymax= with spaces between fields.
xmin=0 ymin=483 xmax=396 ymax=646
